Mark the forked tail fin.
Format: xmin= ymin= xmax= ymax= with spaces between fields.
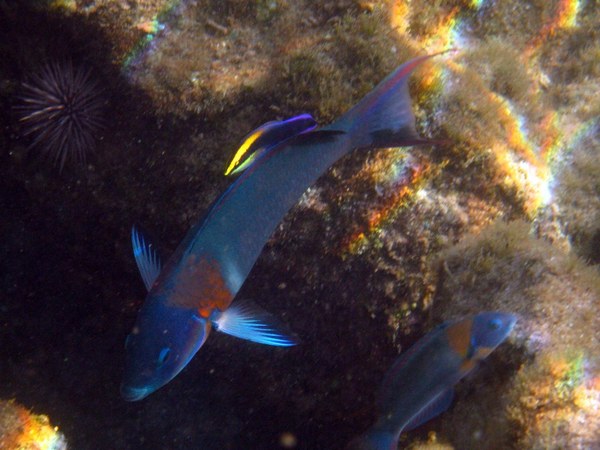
xmin=332 ymin=53 xmax=446 ymax=150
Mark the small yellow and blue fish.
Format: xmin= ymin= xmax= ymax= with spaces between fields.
xmin=121 ymin=54 xmax=440 ymax=401
xmin=224 ymin=113 xmax=318 ymax=176
xmin=347 ymin=312 xmax=517 ymax=450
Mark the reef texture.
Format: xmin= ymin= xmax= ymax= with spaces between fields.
xmin=0 ymin=399 xmax=67 ymax=450
xmin=431 ymin=220 xmax=600 ymax=449
xmin=0 ymin=0 xmax=599 ymax=449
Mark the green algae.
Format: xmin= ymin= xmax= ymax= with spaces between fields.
xmin=464 ymin=38 xmax=532 ymax=105
xmin=274 ymin=6 xmax=414 ymax=122
xmin=121 ymin=1 xmax=411 ymax=121
xmin=555 ymin=351 xmax=585 ymax=400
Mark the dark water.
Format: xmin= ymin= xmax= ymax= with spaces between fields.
xmin=0 ymin=3 xmax=394 ymax=448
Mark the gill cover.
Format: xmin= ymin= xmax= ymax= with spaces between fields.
xmin=121 ymin=298 xmax=210 ymax=401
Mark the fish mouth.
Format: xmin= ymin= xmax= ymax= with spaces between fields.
xmin=120 ymin=384 xmax=152 ymax=401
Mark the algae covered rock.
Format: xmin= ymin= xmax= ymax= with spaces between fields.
xmin=1 ymin=0 xmax=599 ymax=449
xmin=431 ymin=220 xmax=600 ymax=449
xmin=554 ymin=132 xmax=600 ymax=264
xmin=0 ymin=399 xmax=67 ymax=450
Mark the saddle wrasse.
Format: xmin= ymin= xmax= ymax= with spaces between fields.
xmin=122 ymin=55 xmax=439 ymax=401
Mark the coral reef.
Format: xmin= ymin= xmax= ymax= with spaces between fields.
xmin=0 ymin=0 xmax=599 ymax=448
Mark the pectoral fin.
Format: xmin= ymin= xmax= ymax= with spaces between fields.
xmin=211 ymin=300 xmax=297 ymax=347
xmin=131 ymin=225 xmax=162 ymax=291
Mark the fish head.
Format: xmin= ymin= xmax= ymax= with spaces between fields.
xmin=121 ymin=295 xmax=210 ymax=401
xmin=469 ymin=312 xmax=517 ymax=360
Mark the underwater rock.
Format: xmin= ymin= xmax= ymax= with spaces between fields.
xmin=0 ymin=399 xmax=67 ymax=450
xmin=122 ymin=1 xmax=410 ymax=119
xmin=405 ymin=431 xmax=454 ymax=449
xmin=1 ymin=0 xmax=599 ymax=448
xmin=554 ymin=131 xmax=600 ymax=263
xmin=432 ymin=220 xmax=600 ymax=449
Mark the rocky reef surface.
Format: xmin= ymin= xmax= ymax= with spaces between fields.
xmin=0 ymin=0 xmax=598 ymax=449
xmin=0 ymin=399 xmax=67 ymax=450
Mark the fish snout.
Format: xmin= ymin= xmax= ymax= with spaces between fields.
xmin=120 ymin=383 xmax=152 ymax=401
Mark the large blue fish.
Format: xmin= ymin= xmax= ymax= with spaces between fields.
xmin=347 ymin=312 xmax=517 ymax=450
xmin=121 ymin=55 xmax=439 ymax=401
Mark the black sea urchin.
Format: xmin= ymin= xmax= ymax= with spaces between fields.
xmin=17 ymin=61 xmax=104 ymax=171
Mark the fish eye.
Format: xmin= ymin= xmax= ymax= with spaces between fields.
xmin=488 ymin=318 xmax=502 ymax=330
xmin=157 ymin=347 xmax=171 ymax=366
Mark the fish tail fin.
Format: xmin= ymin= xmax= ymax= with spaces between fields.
xmin=346 ymin=430 xmax=398 ymax=450
xmin=335 ymin=52 xmax=446 ymax=150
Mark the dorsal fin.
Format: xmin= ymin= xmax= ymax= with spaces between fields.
xmin=225 ymin=114 xmax=317 ymax=176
